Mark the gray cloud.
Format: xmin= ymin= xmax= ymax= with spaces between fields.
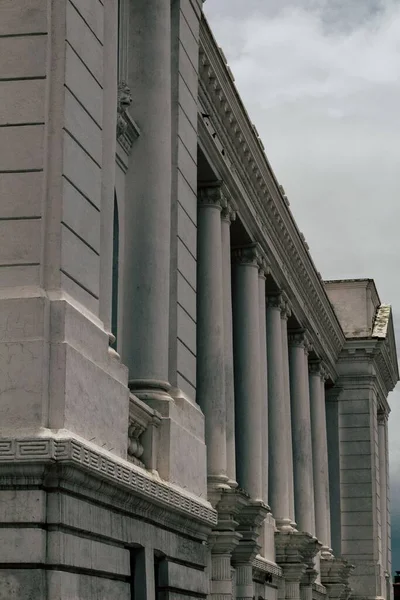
xmin=204 ymin=0 xmax=400 ymax=572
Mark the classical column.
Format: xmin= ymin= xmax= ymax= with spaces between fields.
xmin=232 ymin=245 xmax=263 ymax=501
xmin=197 ymin=185 xmax=228 ymax=489
xmin=288 ymin=332 xmax=315 ymax=535
xmin=123 ymin=0 xmax=172 ymax=399
xmin=281 ymin=301 xmax=296 ymax=527
xmin=258 ymin=261 xmax=269 ymax=506
xmin=266 ymin=294 xmax=293 ymax=531
xmin=378 ymin=412 xmax=389 ymax=576
xmin=221 ymin=201 xmax=237 ymax=488
xmin=310 ymin=362 xmax=332 ymax=557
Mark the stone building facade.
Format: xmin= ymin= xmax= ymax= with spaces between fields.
xmin=0 ymin=1 xmax=398 ymax=599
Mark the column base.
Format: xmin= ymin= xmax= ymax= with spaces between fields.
xmin=320 ymin=545 xmax=334 ymax=560
xmin=276 ymin=517 xmax=297 ymax=533
xmin=128 ymin=378 xmax=172 ymax=402
xmin=208 ymin=474 xmax=231 ymax=498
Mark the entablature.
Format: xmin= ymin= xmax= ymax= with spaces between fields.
xmin=198 ymin=16 xmax=345 ymax=378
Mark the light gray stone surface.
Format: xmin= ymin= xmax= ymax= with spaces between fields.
xmin=0 ymin=2 xmax=398 ymax=599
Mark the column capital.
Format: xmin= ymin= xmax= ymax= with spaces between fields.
xmin=288 ymin=330 xmax=312 ymax=354
xmin=221 ymin=199 xmax=237 ymax=223
xmin=281 ymin=300 xmax=292 ymax=320
xmin=266 ymin=293 xmax=285 ymax=312
xmin=258 ymin=256 xmax=270 ymax=279
xmin=378 ymin=410 xmax=389 ymax=424
xmin=198 ymin=182 xmax=227 ymax=210
xmin=231 ymin=243 xmax=263 ymax=268
xmin=309 ymin=360 xmax=329 ymax=380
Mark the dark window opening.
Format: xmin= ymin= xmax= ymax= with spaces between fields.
xmin=111 ymin=194 xmax=119 ymax=350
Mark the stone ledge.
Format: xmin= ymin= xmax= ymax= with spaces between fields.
xmin=0 ymin=435 xmax=217 ymax=534
xmin=253 ymin=555 xmax=282 ymax=578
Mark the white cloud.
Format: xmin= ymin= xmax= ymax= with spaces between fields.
xmin=205 ymin=0 xmax=400 ymax=569
xmin=204 ymin=0 xmax=400 ymax=313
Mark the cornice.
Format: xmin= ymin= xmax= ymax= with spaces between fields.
xmin=0 ymin=436 xmax=217 ymax=535
xmin=198 ymin=17 xmax=345 ymax=379
xmin=338 ymin=338 xmax=398 ymax=401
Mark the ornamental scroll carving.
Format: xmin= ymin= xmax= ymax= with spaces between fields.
xmin=116 ymin=81 xmax=139 ymax=154
xmin=128 ymin=394 xmax=161 ymax=470
xmin=288 ymin=330 xmax=313 ymax=354
xmin=117 ymin=81 xmax=132 ymax=137
xmin=231 ymin=243 xmax=263 ymax=269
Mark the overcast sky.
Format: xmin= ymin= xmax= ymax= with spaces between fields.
xmin=204 ymin=0 xmax=400 ymax=572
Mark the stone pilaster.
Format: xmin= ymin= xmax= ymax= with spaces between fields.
xmin=378 ymin=411 xmax=389 ymax=580
xmin=123 ymin=0 xmax=172 ymax=401
xmin=221 ymin=201 xmax=237 ymax=488
xmin=232 ymin=244 xmax=263 ymax=501
xmin=197 ymin=185 xmax=229 ymax=490
xmin=267 ymin=294 xmax=293 ymax=532
xmin=288 ymin=331 xmax=315 ymax=535
xmin=309 ymin=362 xmax=332 ymax=558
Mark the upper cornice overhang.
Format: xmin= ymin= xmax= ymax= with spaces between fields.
xmin=198 ymin=17 xmax=345 ymax=378
xmin=337 ymin=336 xmax=398 ymax=411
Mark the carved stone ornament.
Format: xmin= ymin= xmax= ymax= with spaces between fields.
xmin=231 ymin=243 xmax=263 ymax=268
xmin=309 ymin=361 xmax=324 ymax=378
xmin=288 ymin=330 xmax=312 ymax=353
xmin=221 ymin=199 xmax=237 ymax=223
xmin=266 ymin=293 xmax=286 ymax=312
xmin=128 ymin=393 xmax=161 ymax=469
xmin=198 ymin=184 xmax=226 ymax=209
xmin=116 ymin=81 xmax=139 ymax=154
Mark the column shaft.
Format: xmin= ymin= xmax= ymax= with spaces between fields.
xmin=267 ymin=295 xmax=292 ymax=530
xmin=123 ymin=0 xmax=172 ymax=392
xmin=281 ymin=307 xmax=296 ymax=526
xmin=236 ymin=564 xmax=254 ymax=600
xmin=197 ymin=187 xmax=227 ymax=485
xmin=221 ymin=206 xmax=237 ymax=487
xmin=310 ymin=364 xmax=331 ymax=554
xmin=258 ymin=267 xmax=268 ymax=505
xmin=232 ymin=246 xmax=263 ymax=500
xmin=289 ymin=333 xmax=315 ymax=534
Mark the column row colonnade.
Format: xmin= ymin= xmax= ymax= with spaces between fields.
xmin=196 ymin=182 xmax=334 ymax=593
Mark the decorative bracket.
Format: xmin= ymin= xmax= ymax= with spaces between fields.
xmin=128 ymin=393 xmax=161 ymax=472
xmin=117 ymin=81 xmax=140 ymax=155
